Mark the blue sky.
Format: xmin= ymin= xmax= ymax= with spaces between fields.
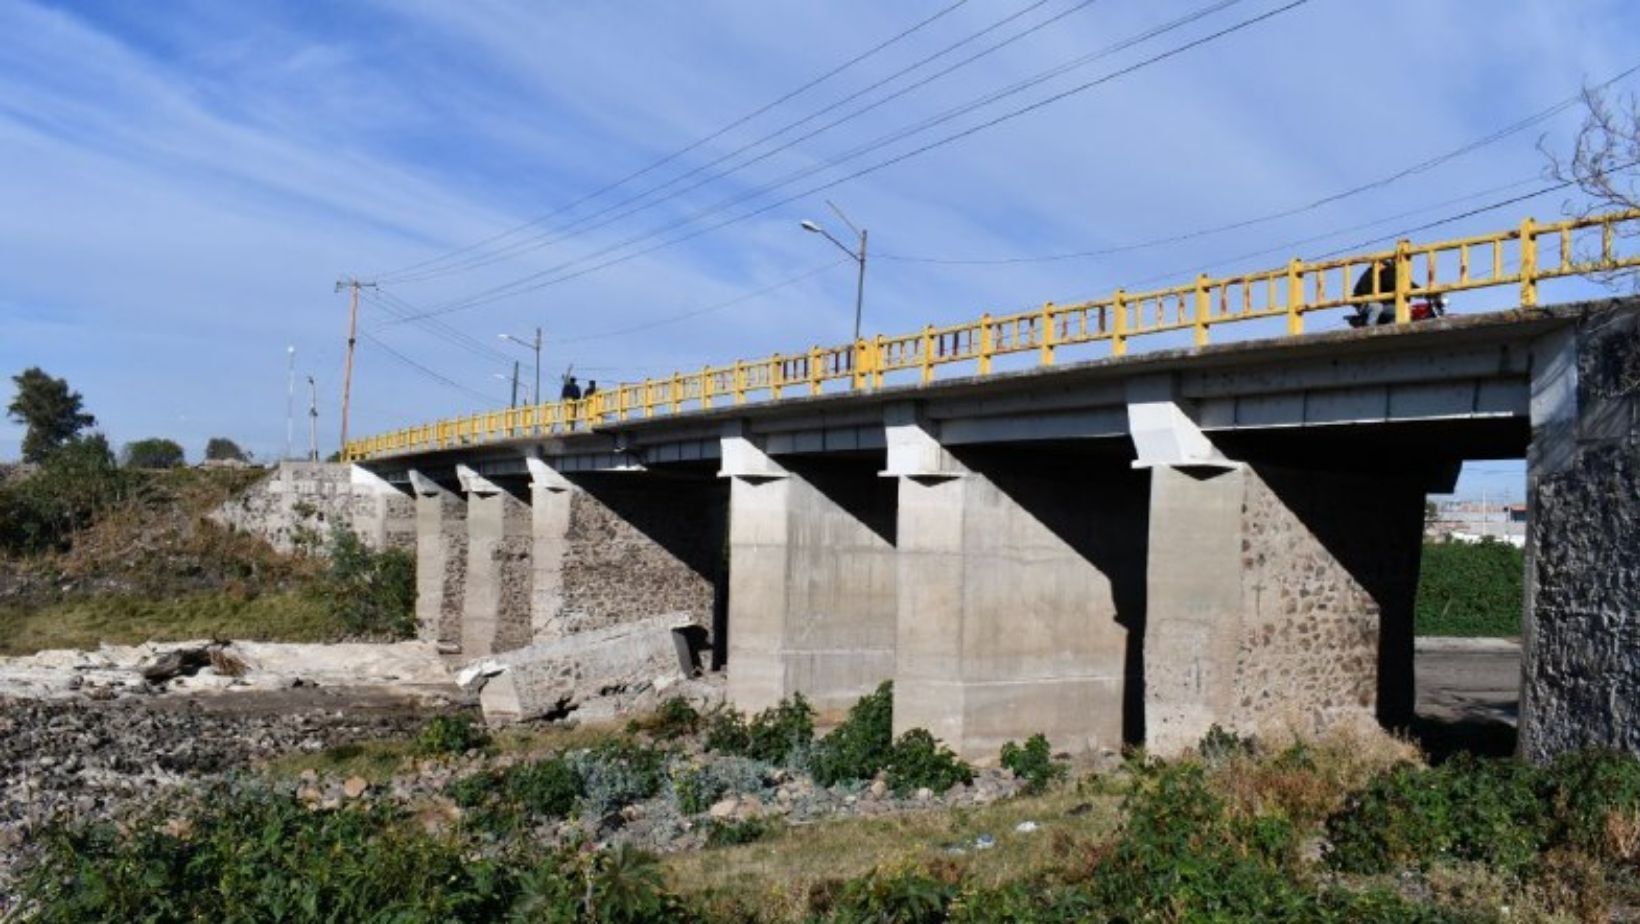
xmin=2 ymin=0 xmax=1634 ymax=498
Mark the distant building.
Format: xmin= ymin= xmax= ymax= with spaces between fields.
xmin=1426 ymin=499 xmax=1526 ymax=547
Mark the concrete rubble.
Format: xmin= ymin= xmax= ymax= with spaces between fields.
xmin=457 ymin=612 xmax=715 ymax=724
xmin=0 ymin=639 xmax=459 ymax=702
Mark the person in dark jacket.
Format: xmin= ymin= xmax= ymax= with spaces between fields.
xmin=583 ymin=380 xmax=598 ymax=398
xmin=1353 ymin=258 xmax=1418 ymax=326
xmin=559 ymin=376 xmax=582 ymax=401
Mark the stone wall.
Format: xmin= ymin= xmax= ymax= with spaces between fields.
xmin=413 ymin=485 xmax=467 ymax=651
xmin=211 ymin=461 xmax=413 ymax=554
xmin=1521 ymin=305 xmax=1640 ymax=762
xmin=554 ymin=475 xmax=725 ymax=636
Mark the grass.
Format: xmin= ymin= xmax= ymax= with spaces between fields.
xmin=0 ymin=590 xmax=342 ymax=656
xmin=1415 ymin=539 xmax=1524 ymax=638
xmin=664 ymin=783 xmax=1125 ymax=920
xmin=259 ymin=717 xmax=630 ymax=784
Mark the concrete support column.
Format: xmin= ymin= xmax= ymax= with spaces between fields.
xmin=347 ymin=465 xmax=415 ymax=552
xmin=458 ymin=466 xmax=534 ymax=657
xmin=1520 ymin=313 xmax=1640 ymax=762
xmin=525 ymin=458 xmax=575 ymax=642
xmin=887 ymin=407 xmax=1145 ymax=761
xmin=722 ymin=424 xmax=898 ymax=716
xmin=408 ymin=470 xmax=467 ymax=652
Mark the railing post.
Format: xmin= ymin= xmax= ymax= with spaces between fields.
xmin=1039 ymin=301 xmax=1057 ymax=367
xmin=921 ymin=325 xmax=935 ymax=384
xmin=872 ymin=335 xmax=885 ymax=389
xmin=1112 ymin=289 xmax=1128 ymax=356
xmin=1393 ymin=239 xmax=1412 ymax=324
xmin=700 ymin=367 xmax=713 ymax=409
xmin=1286 ymin=257 xmax=1304 ymax=335
xmin=671 ymin=373 xmax=683 ymax=414
xmin=642 ymin=378 xmax=654 ymax=418
xmin=732 ymin=360 xmax=745 ymax=405
xmin=978 ymin=314 xmax=994 ymax=374
xmin=1519 ymin=216 xmax=1539 ymax=307
xmin=851 ymin=339 xmax=866 ymax=391
xmin=809 ymin=346 xmax=823 ymax=396
xmin=1193 ymin=274 xmax=1210 ymax=347
xmin=770 ymin=355 xmax=783 ymax=401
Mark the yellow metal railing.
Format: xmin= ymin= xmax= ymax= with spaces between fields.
xmin=344 ymin=210 xmax=1640 ymax=462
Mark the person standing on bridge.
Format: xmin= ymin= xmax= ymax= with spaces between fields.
xmin=1352 ymin=257 xmax=1419 ymax=326
xmin=583 ymin=380 xmax=598 ymax=399
xmin=560 ymin=375 xmax=582 ymax=401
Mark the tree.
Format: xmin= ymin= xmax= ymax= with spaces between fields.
xmin=204 ymin=437 xmax=249 ymax=462
xmin=122 ymin=437 xmax=185 ymax=469
xmin=0 ymin=433 xmax=125 ymax=554
xmin=6 ymin=367 xmax=96 ymax=463
xmin=1543 ymin=85 xmax=1640 ymax=288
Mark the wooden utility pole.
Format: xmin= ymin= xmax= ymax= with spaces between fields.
xmin=335 ymin=278 xmax=376 ymax=454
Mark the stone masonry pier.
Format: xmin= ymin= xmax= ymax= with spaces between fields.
xmin=358 ymin=301 xmax=1640 ymax=763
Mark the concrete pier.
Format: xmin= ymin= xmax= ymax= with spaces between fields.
xmin=722 ymin=428 xmax=897 ymax=715
xmin=408 ymin=471 xmax=467 ymax=653
xmin=458 ymin=467 xmax=534 ymax=658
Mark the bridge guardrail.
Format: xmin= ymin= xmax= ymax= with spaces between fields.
xmin=345 ymin=210 xmax=1640 ymax=461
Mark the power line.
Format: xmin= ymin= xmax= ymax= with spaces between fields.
xmin=553 ymin=258 xmax=849 ymax=344
xmin=383 ymin=0 xmax=1106 ymax=285
xmin=362 ymin=289 xmax=516 ymax=365
xmin=392 ymin=0 xmax=1309 ymax=322
xmin=357 ymin=329 xmax=503 ymax=404
xmin=373 ymin=0 xmax=971 ymax=283
xmin=877 ymin=59 xmax=1640 ymax=266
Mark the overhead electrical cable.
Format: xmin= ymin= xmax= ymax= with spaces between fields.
xmin=876 ymin=59 xmax=1640 ymax=265
xmin=357 ymin=330 xmax=505 ymax=404
xmin=388 ymin=0 xmax=1313 ymax=322
xmin=383 ymin=0 xmax=1106 ymax=285
xmin=373 ymin=0 xmax=971 ymax=283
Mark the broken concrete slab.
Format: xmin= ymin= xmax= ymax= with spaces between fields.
xmin=467 ymin=613 xmax=696 ymax=724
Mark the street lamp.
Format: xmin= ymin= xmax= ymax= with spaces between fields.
xmin=800 ymin=200 xmax=867 ymax=343
xmin=498 ymin=327 xmax=543 ymax=405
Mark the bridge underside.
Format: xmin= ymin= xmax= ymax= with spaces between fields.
xmin=362 ymin=301 xmax=1640 ymax=763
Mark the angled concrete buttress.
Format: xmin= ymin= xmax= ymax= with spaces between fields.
xmin=458 ymin=465 xmax=533 ymax=657
xmin=886 ymin=403 xmax=1147 ymax=761
xmin=408 ymin=470 xmax=467 ymax=652
xmin=1134 ymin=375 xmax=1429 ymax=755
xmin=1520 ymin=306 xmax=1640 ymax=762
xmin=347 ymin=465 xmax=416 ymax=551
xmin=721 ymin=421 xmax=898 ymax=715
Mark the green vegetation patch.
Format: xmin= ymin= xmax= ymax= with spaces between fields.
xmin=1415 ymin=539 xmax=1524 ymax=637
xmin=0 ymin=590 xmax=339 ymax=656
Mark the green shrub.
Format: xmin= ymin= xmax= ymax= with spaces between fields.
xmin=809 ymin=681 xmax=895 ymax=787
xmin=121 ymin=437 xmax=185 ymax=469
xmin=1541 ymin=749 xmax=1640 ymax=860
xmin=820 ymin=867 xmax=954 ymax=924
xmin=315 ymin=525 xmax=416 ymax=638
xmin=1000 ymin=733 xmax=1064 ymax=795
xmin=574 ymin=738 xmax=669 ymax=815
xmin=0 ymin=435 xmax=128 ymax=554
xmin=448 ymin=756 xmax=583 ymax=831
xmin=1196 ymin=723 xmax=1257 ymax=764
xmin=628 ymin=696 xmax=701 ymax=740
xmin=886 ymin=728 xmax=973 ymax=795
xmin=19 ymin=786 xmax=521 ymax=922
xmin=1415 ymin=539 xmax=1524 ymax=637
xmin=704 ymin=816 xmax=780 ymax=848
xmin=703 ymin=695 xmax=814 ymax=766
xmin=671 ymin=757 xmax=768 ymax=815
xmin=415 ymin=714 xmax=491 ymax=756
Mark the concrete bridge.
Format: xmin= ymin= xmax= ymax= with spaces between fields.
xmin=346 ymin=213 xmax=1640 ymax=763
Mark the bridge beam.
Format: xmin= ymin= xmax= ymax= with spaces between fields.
xmin=721 ymin=423 xmax=898 ymax=717
xmin=408 ymin=470 xmax=467 ymax=654
xmin=888 ymin=406 xmax=1145 ymax=762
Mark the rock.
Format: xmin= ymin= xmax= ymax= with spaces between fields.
xmin=1015 ymin=820 xmax=1039 ymax=833
xmin=708 ymin=797 xmax=739 ymax=819
xmin=139 ymin=647 xmax=212 ymax=683
xmin=868 ymin=779 xmax=888 ymax=800
xmin=735 ymin=795 xmax=765 ymax=820
xmin=915 ymin=787 xmax=934 ymax=802
xmin=342 ymin=776 xmax=369 ymax=799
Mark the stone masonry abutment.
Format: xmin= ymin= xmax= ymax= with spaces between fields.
xmin=408 ymin=471 xmax=467 ymax=653
xmin=1521 ymin=306 xmax=1640 ymax=762
xmin=721 ymin=426 xmax=898 ymax=716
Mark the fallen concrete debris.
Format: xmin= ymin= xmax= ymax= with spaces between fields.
xmin=460 ymin=613 xmax=718 ymax=725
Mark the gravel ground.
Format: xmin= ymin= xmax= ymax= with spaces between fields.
xmin=0 ymin=692 xmax=439 ymax=903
